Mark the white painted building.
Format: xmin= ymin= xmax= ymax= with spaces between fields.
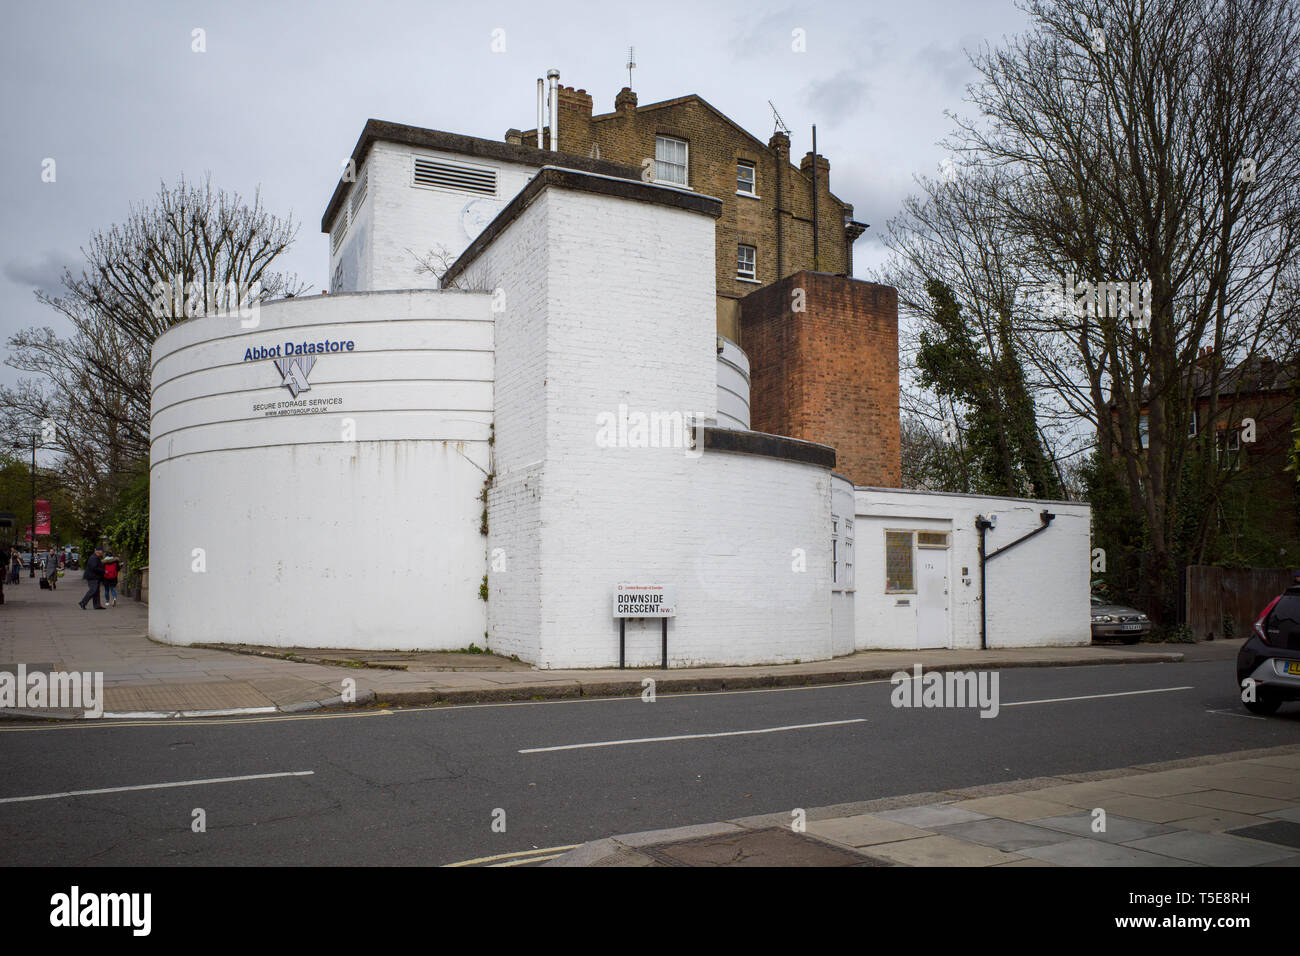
xmin=854 ymin=488 xmax=1091 ymax=650
xmin=149 ymin=118 xmax=1091 ymax=665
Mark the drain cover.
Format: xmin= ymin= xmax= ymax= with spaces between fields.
xmin=1227 ymin=820 xmax=1300 ymax=850
xmin=640 ymin=827 xmax=890 ymax=867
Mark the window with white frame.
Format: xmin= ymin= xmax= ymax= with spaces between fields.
xmin=1139 ymin=412 xmax=1149 ymax=449
xmin=654 ymin=136 xmax=688 ymax=185
xmin=1188 ymin=408 xmax=1197 ymax=438
xmin=843 ymin=518 xmax=854 ymax=590
xmin=832 ymin=518 xmax=839 ymax=585
xmin=737 ymin=243 xmax=756 ymax=280
xmin=885 ymin=530 xmax=915 ymax=593
xmin=737 ymin=161 xmax=756 ymax=195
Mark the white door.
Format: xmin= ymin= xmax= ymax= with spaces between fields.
xmin=916 ymin=552 xmax=950 ymax=649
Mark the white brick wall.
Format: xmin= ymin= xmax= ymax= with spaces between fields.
xmin=461 ymin=194 xmax=552 ymax=662
xmin=464 ymin=179 xmax=835 ymax=667
xmin=330 ymin=142 xmax=539 ymax=293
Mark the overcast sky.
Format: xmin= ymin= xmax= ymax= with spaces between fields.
xmin=1 ymin=0 xmax=1033 ymax=389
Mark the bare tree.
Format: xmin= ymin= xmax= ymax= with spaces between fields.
xmin=2 ymin=175 xmax=305 ymax=522
xmin=875 ymin=165 xmax=1073 ymax=498
xmin=946 ymin=0 xmax=1300 ymax=611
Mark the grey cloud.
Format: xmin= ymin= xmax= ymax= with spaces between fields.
xmin=801 ymin=70 xmax=869 ymax=125
xmin=3 ymin=251 xmax=72 ymax=295
xmin=912 ymin=36 xmax=983 ymax=94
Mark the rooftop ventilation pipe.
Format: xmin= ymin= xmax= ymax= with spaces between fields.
xmin=547 ymin=69 xmax=560 ymax=151
xmin=536 ymin=78 xmax=545 ymax=149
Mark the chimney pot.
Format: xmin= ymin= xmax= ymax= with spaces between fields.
xmin=615 ymin=87 xmax=638 ymax=112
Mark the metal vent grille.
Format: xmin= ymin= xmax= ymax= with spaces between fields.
xmin=412 ymin=157 xmax=497 ymax=195
xmin=350 ymin=168 xmax=368 ymax=214
xmin=330 ymin=210 xmax=348 ymax=254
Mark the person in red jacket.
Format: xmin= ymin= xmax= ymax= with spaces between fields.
xmin=102 ymin=554 xmax=120 ymax=607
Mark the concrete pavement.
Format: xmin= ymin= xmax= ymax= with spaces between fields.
xmin=546 ymin=745 xmax=1300 ymax=867
xmin=0 ymin=578 xmax=1190 ymax=719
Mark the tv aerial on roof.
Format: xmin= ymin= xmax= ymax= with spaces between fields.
xmin=768 ymin=100 xmax=791 ymax=136
xmin=626 ymin=46 xmax=636 ymax=87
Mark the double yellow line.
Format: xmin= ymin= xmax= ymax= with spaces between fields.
xmin=443 ymin=844 xmax=579 ymax=867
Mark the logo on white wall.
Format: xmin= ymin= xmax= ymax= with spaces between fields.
xmin=274 ymin=356 xmax=316 ymax=397
xmin=461 ymin=199 xmax=498 ymax=240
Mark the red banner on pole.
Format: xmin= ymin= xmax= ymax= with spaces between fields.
xmin=35 ymin=501 xmax=50 ymax=536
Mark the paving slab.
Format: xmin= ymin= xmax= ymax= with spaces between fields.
xmin=1094 ymin=774 xmax=1211 ymax=798
xmin=1125 ymin=831 xmax=1296 ymax=867
xmin=1264 ymin=807 xmax=1300 ymax=823
xmin=867 ymin=835 xmax=1023 ymax=867
xmin=1095 ymin=794 xmax=1217 ymax=824
xmin=103 ymin=681 xmax=274 ymax=714
xmin=1030 ymin=812 xmax=1178 ymax=844
xmin=933 ymin=818 xmax=1071 ymax=852
xmin=807 ymin=814 xmax=932 ymax=848
xmin=1159 ymin=810 xmax=1265 ymax=833
xmin=954 ymin=793 xmax=1080 ymax=822
xmin=1172 ymin=790 xmax=1296 ymax=815
xmin=1028 ymin=783 xmax=1132 ymax=808
xmin=1016 ymin=838 xmax=1197 ymax=867
xmin=876 ymin=804 xmax=990 ymax=828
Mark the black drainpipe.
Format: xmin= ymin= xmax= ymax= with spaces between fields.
xmin=976 ymin=509 xmax=1056 ymax=650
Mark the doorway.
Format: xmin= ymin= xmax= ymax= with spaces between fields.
xmin=916 ymin=539 xmax=950 ymax=649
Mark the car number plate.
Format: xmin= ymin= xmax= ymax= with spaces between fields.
xmin=1121 ymin=624 xmax=1141 ymax=631
xmin=1283 ymin=661 xmax=1300 ymax=676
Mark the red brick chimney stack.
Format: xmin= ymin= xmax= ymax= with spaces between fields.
xmin=615 ymin=87 xmax=637 ymax=112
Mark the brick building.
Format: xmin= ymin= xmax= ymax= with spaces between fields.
xmin=507 ymin=84 xmax=868 ymax=341
xmin=739 ymin=272 xmax=901 ymax=488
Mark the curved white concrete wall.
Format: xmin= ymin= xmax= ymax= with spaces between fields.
xmin=150 ymin=289 xmax=493 ymax=649
xmin=716 ymin=335 xmax=751 ymax=430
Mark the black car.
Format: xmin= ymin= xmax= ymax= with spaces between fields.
xmin=1236 ymin=586 xmax=1300 ymax=715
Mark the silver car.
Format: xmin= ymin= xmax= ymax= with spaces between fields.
xmin=1091 ymin=593 xmax=1152 ymax=644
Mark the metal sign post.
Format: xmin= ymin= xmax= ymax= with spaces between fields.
xmin=613 ymin=584 xmax=676 ymax=670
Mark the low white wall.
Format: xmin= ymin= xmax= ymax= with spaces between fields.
xmin=149 ymin=290 xmax=493 ymax=650
xmin=854 ymin=488 xmax=1091 ymax=650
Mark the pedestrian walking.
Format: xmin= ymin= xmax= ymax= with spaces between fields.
xmin=102 ymin=554 xmax=119 ymax=606
xmin=79 ymin=547 xmax=106 ymax=610
xmin=8 ymin=550 xmax=20 ymax=586
xmin=43 ymin=548 xmax=59 ymax=590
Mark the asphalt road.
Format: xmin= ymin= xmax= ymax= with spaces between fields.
xmin=2 ymin=656 xmax=1298 ymax=866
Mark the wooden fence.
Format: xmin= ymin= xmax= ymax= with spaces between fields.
xmin=1184 ymin=565 xmax=1293 ymax=640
